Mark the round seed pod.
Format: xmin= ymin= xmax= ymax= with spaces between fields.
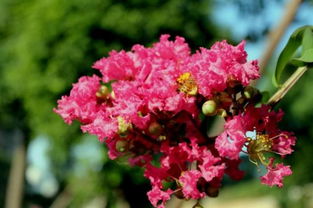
xmin=202 ymin=100 xmax=217 ymax=116
xmin=115 ymin=140 xmax=128 ymax=152
xmin=148 ymin=122 xmax=162 ymax=136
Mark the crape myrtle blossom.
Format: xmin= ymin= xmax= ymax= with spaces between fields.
xmin=55 ymin=35 xmax=296 ymax=208
xmin=261 ymin=158 xmax=292 ymax=188
xmin=215 ymin=105 xmax=295 ymax=187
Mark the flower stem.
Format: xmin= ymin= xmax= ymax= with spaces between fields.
xmin=267 ymin=66 xmax=308 ymax=106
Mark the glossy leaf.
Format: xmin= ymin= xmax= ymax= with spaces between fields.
xmin=302 ymin=27 xmax=313 ymax=52
xmin=293 ymin=49 xmax=313 ymax=63
xmin=274 ymin=26 xmax=313 ymax=87
xmin=273 ymin=27 xmax=303 ymax=86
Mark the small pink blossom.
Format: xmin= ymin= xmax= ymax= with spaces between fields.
xmin=93 ymin=50 xmax=139 ymax=82
xmin=54 ymin=75 xmax=101 ymax=124
xmin=80 ymin=112 xmax=117 ymax=141
xmin=199 ymin=150 xmax=225 ymax=182
xmin=243 ymin=105 xmax=284 ymax=134
xmin=179 ymin=170 xmax=205 ymax=199
xmin=272 ymin=131 xmax=296 ymax=156
xmin=188 ymin=40 xmax=259 ymax=98
xmin=215 ymin=116 xmax=246 ymax=160
xmin=152 ymin=34 xmax=191 ymax=60
xmin=261 ymin=162 xmax=292 ymax=188
xmin=147 ymin=186 xmax=172 ymax=208
xmin=160 ymin=142 xmax=191 ymax=170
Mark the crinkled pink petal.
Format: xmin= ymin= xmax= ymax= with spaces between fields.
xmin=199 ymin=150 xmax=225 ymax=182
xmin=147 ymin=186 xmax=172 ymax=208
xmin=93 ymin=50 xmax=138 ymax=82
xmin=160 ymin=142 xmax=191 ymax=169
xmin=188 ymin=40 xmax=259 ymax=98
xmin=54 ymin=96 xmax=80 ymax=124
xmin=261 ymin=163 xmax=292 ymax=188
xmin=272 ymin=131 xmax=296 ymax=156
xmin=188 ymin=139 xmax=203 ymax=160
xmin=243 ymin=105 xmax=283 ymax=134
xmin=144 ymin=163 xmax=169 ymax=187
xmin=179 ymin=170 xmax=205 ymax=199
xmin=215 ymin=132 xmax=237 ymax=159
xmin=69 ymin=75 xmax=101 ymax=101
xmin=215 ymin=116 xmax=246 ymax=160
xmin=131 ymin=113 xmax=151 ymax=130
xmin=81 ymin=113 xmax=118 ymax=141
xmin=102 ymin=136 xmax=123 ymax=160
xmin=164 ymin=94 xmax=197 ymax=116
xmin=54 ymin=75 xmax=101 ymax=124
xmin=153 ymin=34 xmax=190 ymax=60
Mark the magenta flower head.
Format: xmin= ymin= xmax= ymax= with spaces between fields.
xmin=55 ymin=35 xmax=296 ymax=207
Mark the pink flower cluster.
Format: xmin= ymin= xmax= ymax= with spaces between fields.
xmin=55 ymin=35 xmax=296 ymax=208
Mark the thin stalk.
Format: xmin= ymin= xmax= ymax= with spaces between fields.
xmin=267 ymin=66 xmax=308 ymax=106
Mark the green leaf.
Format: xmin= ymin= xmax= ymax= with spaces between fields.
xmin=302 ymin=27 xmax=313 ymax=52
xmin=293 ymin=48 xmax=313 ymax=63
xmin=273 ymin=26 xmax=313 ymax=87
xmin=289 ymin=58 xmax=307 ymax=67
xmin=273 ymin=27 xmax=304 ymax=87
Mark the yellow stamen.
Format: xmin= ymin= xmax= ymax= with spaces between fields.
xmin=246 ymin=134 xmax=273 ymax=166
xmin=117 ymin=117 xmax=132 ymax=136
xmin=96 ymin=85 xmax=110 ymax=101
xmin=177 ymin=72 xmax=198 ymax=96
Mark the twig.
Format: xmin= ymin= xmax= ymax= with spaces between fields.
xmin=267 ymin=66 xmax=308 ymax=106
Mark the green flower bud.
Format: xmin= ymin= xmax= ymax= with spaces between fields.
xmin=148 ymin=122 xmax=162 ymax=136
xmin=111 ymin=90 xmax=116 ymax=99
xmin=117 ymin=117 xmax=132 ymax=136
xmin=157 ymin=135 xmax=167 ymax=141
xmin=96 ymin=85 xmax=110 ymax=99
xmin=202 ymin=100 xmax=217 ymax=116
xmin=115 ymin=140 xmax=128 ymax=152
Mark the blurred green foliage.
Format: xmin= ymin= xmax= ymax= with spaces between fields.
xmin=0 ymin=0 xmax=222 ymax=207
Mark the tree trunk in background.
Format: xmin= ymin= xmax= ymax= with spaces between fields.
xmin=49 ymin=187 xmax=72 ymax=208
xmin=5 ymin=129 xmax=26 ymax=208
xmin=258 ymin=0 xmax=303 ymax=73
